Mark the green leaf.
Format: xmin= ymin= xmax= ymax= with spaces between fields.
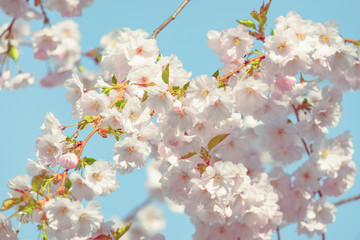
xmin=162 ymin=64 xmax=170 ymax=85
xmin=156 ymin=54 xmax=161 ymax=62
xmin=32 ymin=174 xmax=44 ymax=193
xmin=208 ymin=134 xmax=229 ymax=151
xmin=115 ymin=99 xmax=127 ymax=111
xmin=8 ymin=45 xmax=19 ymax=62
xmin=112 ymin=75 xmax=117 ymax=84
xmin=84 ymin=115 xmax=93 ymax=123
xmin=172 ymin=86 xmax=180 ymax=91
xmin=237 ymin=19 xmax=257 ymax=30
xmin=212 ymin=69 xmax=219 ymax=78
xmin=180 ymin=152 xmax=198 ymax=159
xmin=270 ymin=29 xmax=274 ymax=36
xmin=112 ymin=224 xmax=132 ymax=240
xmin=83 ymin=157 xmax=96 ymax=166
xmin=182 ymin=81 xmax=190 ymax=91
xmin=65 ymin=178 xmax=72 ymax=190
xmin=19 ymin=198 xmax=37 ymax=214
xmin=1 ymin=196 xmax=23 ymax=211
xmin=141 ymin=91 xmax=148 ymax=102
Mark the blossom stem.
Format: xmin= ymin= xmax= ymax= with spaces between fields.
xmin=322 ymin=233 xmax=326 ymax=240
xmin=334 ymin=193 xmax=360 ymax=206
xmin=150 ymin=0 xmax=191 ymax=39
xmin=6 ymin=211 xmax=20 ymax=221
xmin=292 ymin=104 xmax=310 ymax=155
xmin=276 ymin=227 xmax=281 ymax=240
xmin=217 ymin=55 xmax=265 ymax=82
xmin=342 ymin=37 xmax=360 ymax=44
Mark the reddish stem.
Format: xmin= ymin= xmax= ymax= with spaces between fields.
xmin=217 ymin=55 xmax=265 ymax=82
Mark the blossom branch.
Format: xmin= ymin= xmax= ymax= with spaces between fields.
xmin=276 ymin=227 xmax=281 ymax=240
xmin=217 ymin=55 xmax=265 ymax=82
xmin=77 ymin=82 xmax=128 ymax=158
xmin=342 ymin=37 xmax=360 ymax=45
xmin=334 ymin=193 xmax=360 ymax=206
xmin=150 ymin=0 xmax=191 ymax=39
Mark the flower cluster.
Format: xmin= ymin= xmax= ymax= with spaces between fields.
xmin=0 ymin=1 xmax=359 ymax=240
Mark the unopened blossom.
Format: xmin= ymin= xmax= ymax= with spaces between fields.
xmin=59 ymin=152 xmax=78 ymax=169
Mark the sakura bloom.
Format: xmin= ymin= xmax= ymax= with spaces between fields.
xmin=0 ymin=1 xmax=359 ymax=240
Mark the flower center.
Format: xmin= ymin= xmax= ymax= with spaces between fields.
xmin=321 ymin=35 xmax=329 ymax=42
xmin=234 ymin=37 xmax=240 ymax=46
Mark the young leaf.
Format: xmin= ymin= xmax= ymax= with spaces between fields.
xmin=208 ymin=134 xmax=229 ymax=151
xmin=112 ymin=224 xmax=132 ymax=240
xmin=112 ymin=75 xmax=118 ymax=84
xmin=270 ymin=29 xmax=274 ymax=36
xmin=8 ymin=45 xmax=19 ymax=62
xmin=237 ymin=19 xmax=257 ymax=30
xmin=182 ymin=81 xmax=190 ymax=91
xmin=84 ymin=115 xmax=93 ymax=123
xmin=32 ymin=174 xmax=45 ymax=193
xmin=162 ymin=64 xmax=170 ymax=85
xmin=212 ymin=69 xmax=220 ymax=78
xmin=1 ymin=196 xmax=23 ymax=211
xmin=83 ymin=157 xmax=97 ymax=166
xmin=65 ymin=178 xmax=72 ymax=190
xmin=180 ymin=152 xmax=198 ymax=159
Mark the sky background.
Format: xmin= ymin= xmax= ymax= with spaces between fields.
xmin=1 ymin=0 xmax=360 ymax=239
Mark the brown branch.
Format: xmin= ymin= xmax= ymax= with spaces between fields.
xmin=334 ymin=193 xmax=360 ymax=206
xmin=124 ymin=197 xmax=153 ymax=222
xmin=0 ymin=18 xmax=17 ymax=39
xmin=217 ymin=55 xmax=265 ymax=82
xmin=150 ymin=0 xmax=191 ymax=39
xmin=322 ymin=233 xmax=325 ymax=240
xmin=276 ymin=227 xmax=281 ymax=240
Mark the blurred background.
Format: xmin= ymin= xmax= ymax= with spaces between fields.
xmin=0 ymin=0 xmax=359 ymax=239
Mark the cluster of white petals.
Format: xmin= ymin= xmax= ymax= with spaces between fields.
xmin=1 ymin=4 xmax=359 ymax=240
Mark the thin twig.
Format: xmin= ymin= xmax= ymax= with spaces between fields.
xmin=334 ymin=193 xmax=360 ymax=206
xmin=322 ymin=233 xmax=325 ymax=240
xmin=276 ymin=227 xmax=281 ymax=240
xmin=150 ymin=0 xmax=191 ymax=39
xmin=124 ymin=197 xmax=153 ymax=222
xmin=0 ymin=17 xmax=17 ymax=39
xmin=217 ymin=55 xmax=265 ymax=82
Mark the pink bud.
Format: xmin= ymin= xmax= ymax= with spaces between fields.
xmin=173 ymin=100 xmax=182 ymax=111
xmin=224 ymin=205 xmax=232 ymax=218
xmin=59 ymin=153 xmax=78 ymax=169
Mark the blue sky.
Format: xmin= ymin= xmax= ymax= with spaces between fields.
xmin=0 ymin=0 xmax=360 ymax=239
